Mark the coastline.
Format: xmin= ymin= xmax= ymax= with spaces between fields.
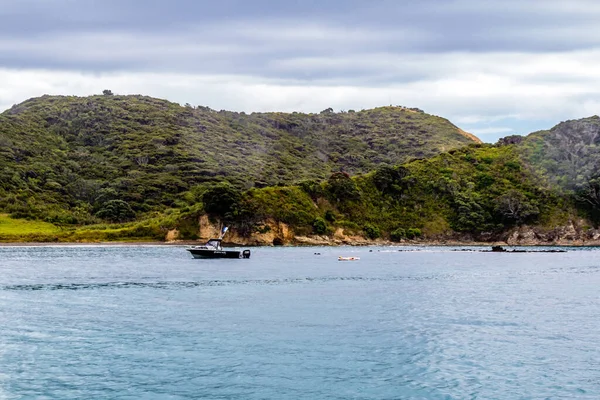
xmin=3 ymin=219 xmax=600 ymax=247
xmin=1 ymin=239 xmax=598 ymax=247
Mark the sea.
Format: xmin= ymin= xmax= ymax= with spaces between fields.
xmin=0 ymin=245 xmax=598 ymax=399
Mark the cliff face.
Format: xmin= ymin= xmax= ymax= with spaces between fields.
xmin=503 ymin=222 xmax=600 ymax=246
xmin=197 ymin=215 xmax=295 ymax=246
xmin=194 ymin=216 xmax=374 ymax=246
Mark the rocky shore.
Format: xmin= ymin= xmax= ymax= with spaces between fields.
xmin=163 ymin=216 xmax=600 ymax=247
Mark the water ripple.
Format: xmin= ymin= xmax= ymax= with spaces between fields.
xmin=1 ymin=246 xmax=600 ymax=399
xmin=0 ymin=274 xmax=456 ymax=291
xmin=3 ymin=263 xmax=600 ymax=291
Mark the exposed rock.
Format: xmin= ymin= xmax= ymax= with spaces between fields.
xmin=502 ymin=221 xmax=600 ymax=246
xmin=165 ymin=229 xmax=180 ymax=242
xmin=197 ymin=216 xmax=294 ymax=246
xmin=293 ymin=236 xmax=333 ymax=246
xmin=198 ymin=215 xmax=221 ymax=240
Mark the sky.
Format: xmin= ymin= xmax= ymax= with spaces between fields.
xmin=1 ymin=0 xmax=600 ymax=142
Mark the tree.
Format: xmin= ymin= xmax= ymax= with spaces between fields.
xmin=363 ymin=224 xmax=381 ymax=239
xmin=313 ymin=217 xmax=327 ymax=234
xmin=201 ymin=183 xmax=242 ymax=218
xmin=373 ymin=165 xmax=410 ymax=195
xmin=102 ymin=89 xmax=114 ymax=96
xmin=575 ymin=176 xmax=600 ymax=224
xmin=451 ymin=193 xmax=493 ymax=232
xmin=406 ymin=228 xmax=422 ymax=239
xmin=326 ymin=172 xmax=360 ymax=202
xmin=390 ymin=228 xmax=406 ymax=242
xmin=576 ymin=176 xmax=600 ymax=209
xmin=95 ymin=200 xmax=135 ymax=222
xmin=324 ymin=210 xmax=336 ymax=222
xmin=299 ymin=179 xmax=324 ymax=200
xmin=494 ymin=190 xmax=539 ymax=224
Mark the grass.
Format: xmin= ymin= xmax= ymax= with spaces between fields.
xmin=0 ymin=214 xmax=62 ymax=236
xmin=0 ymin=214 xmax=167 ymax=243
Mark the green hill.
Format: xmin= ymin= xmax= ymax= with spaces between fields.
xmin=0 ymin=94 xmax=478 ymax=223
xmin=518 ymin=116 xmax=600 ymax=190
xmin=0 ymin=142 xmax=579 ymax=244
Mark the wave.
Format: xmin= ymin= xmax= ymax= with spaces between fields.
xmin=0 ymin=274 xmax=455 ymax=291
xmin=3 ymin=263 xmax=599 ymax=291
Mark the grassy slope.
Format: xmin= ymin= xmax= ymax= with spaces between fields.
xmin=0 ymin=213 xmax=169 ymax=243
xmin=0 ymin=214 xmax=61 ymax=235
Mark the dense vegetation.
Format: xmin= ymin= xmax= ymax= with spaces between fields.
xmin=518 ymin=116 xmax=600 ymax=189
xmin=197 ymin=143 xmax=575 ymax=243
xmin=516 ymin=116 xmax=600 ymax=222
xmin=0 ymin=94 xmax=477 ymax=226
xmin=2 ymin=142 xmax=575 ymax=243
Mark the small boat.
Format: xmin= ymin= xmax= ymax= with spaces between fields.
xmin=186 ymin=227 xmax=251 ymax=259
xmin=338 ymin=256 xmax=360 ymax=261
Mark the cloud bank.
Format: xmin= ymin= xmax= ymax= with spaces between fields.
xmin=1 ymin=0 xmax=600 ymax=141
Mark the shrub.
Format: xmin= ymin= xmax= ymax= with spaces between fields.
xmin=373 ymin=166 xmax=410 ymax=194
xmin=324 ymin=210 xmax=336 ymax=222
xmin=326 ymin=172 xmax=360 ymax=202
xmin=406 ymin=228 xmax=422 ymax=239
xmin=363 ymin=224 xmax=381 ymax=240
xmin=255 ymin=225 xmax=271 ymax=234
xmin=201 ymin=183 xmax=241 ymax=217
xmin=299 ymin=180 xmax=324 ymax=199
xmin=95 ymin=200 xmax=135 ymax=223
xmin=337 ymin=220 xmax=360 ymax=231
xmin=281 ymin=210 xmax=313 ymax=226
xmin=390 ymin=228 xmax=406 ymax=242
xmin=313 ymin=217 xmax=327 ymax=234
xmin=177 ymin=214 xmax=201 ymax=240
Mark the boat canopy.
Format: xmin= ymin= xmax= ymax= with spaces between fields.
xmin=206 ymin=239 xmax=223 ymax=249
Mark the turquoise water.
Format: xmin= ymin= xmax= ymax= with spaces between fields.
xmin=0 ymin=245 xmax=599 ymax=399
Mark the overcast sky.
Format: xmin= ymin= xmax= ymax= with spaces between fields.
xmin=1 ymin=0 xmax=599 ymax=142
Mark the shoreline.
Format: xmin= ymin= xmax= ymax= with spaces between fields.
xmin=0 ymin=240 xmax=598 ymax=248
xmin=0 ymin=241 xmax=198 ymax=247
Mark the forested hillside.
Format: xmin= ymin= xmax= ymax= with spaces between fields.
xmin=192 ymin=143 xmax=574 ymax=244
xmin=518 ymin=116 xmax=600 ymax=189
xmin=515 ymin=116 xmax=600 ymax=220
xmin=0 ymin=94 xmax=478 ymax=224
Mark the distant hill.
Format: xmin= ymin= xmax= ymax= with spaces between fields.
xmin=0 ymin=94 xmax=478 ymax=220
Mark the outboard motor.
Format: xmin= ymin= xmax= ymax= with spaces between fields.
xmin=242 ymin=249 xmax=251 ymax=259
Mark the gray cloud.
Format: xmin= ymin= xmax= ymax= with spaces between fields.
xmin=2 ymin=1 xmax=600 ymax=66
xmin=1 ymin=0 xmax=600 ymax=142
